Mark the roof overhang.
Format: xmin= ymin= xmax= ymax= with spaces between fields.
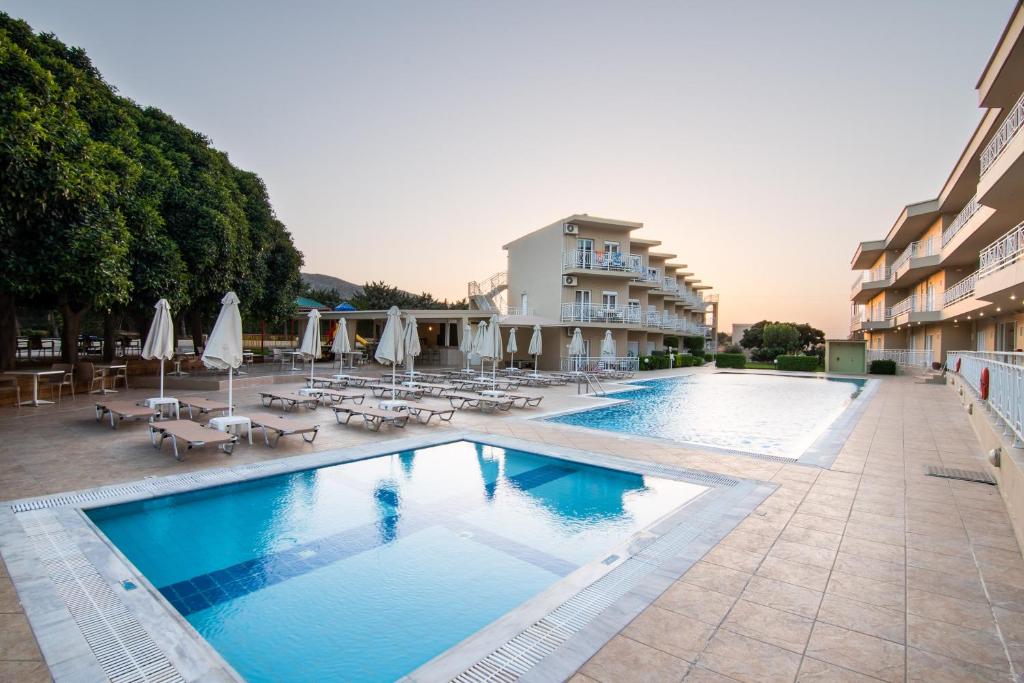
xmin=563 ymin=214 xmax=642 ymax=232
xmin=648 ymin=252 xmax=677 ymax=260
xmin=630 ymin=237 xmax=662 ymax=247
xmin=883 ymin=198 xmax=941 ymax=250
xmin=692 ymin=285 xmax=712 ymax=291
xmin=978 ymin=2 xmax=1024 ymax=108
xmin=851 ymin=239 xmax=887 ymax=269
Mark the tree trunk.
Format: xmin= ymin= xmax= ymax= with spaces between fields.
xmin=0 ymin=293 xmax=17 ymax=371
xmin=102 ymin=311 xmax=116 ymax=363
xmin=58 ymin=303 xmax=88 ymax=365
xmin=189 ymin=309 xmax=204 ymax=354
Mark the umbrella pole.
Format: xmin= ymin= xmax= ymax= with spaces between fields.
xmin=228 ymin=367 xmax=233 ymax=417
xmin=310 ymin=357 xmax=315 ymax=385
xmin=392 ymin=363 xmax=396 ymax=400
xmin=533 ymin=353 xmax=538 ymax=376
xmin=159 ymin=358 xmax=164 ymax=398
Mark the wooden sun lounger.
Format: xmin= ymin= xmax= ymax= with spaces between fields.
xmin=366 ymin=383 xmax=423 ymax=400
xmin=248 ymin=412 xmax=320 ymax=447
xmin=445 ymin=391 xmax=514 ymax=413
xmin=306 ymin=389 xmax=366 ymax=406
xmin=94 ymin=400 xmax=160 ymax=429
xmin=405 ymin=402 xmax=457 ymax=425
xmin=149 ymin=420 xmax=238 ymax=461
xmin=258 ymin=391 xmax=320 ymax=412
xmin=179 ymin=397 xmax=232 ymax=418
xmin=331 ymin=405 xmax=410 ymax=431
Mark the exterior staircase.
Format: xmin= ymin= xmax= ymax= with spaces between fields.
xmin=468 ymin=272 xmax=507 ymax=312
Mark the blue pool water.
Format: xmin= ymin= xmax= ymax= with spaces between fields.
xmin=88 ymin=441 xmax=706 ymax=682
xmin=547 ymin=373 xmax=865 ymax=459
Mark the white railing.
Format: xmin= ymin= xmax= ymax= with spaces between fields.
xmin=942 ymin=196 xmax=980 ymax=246
xmin=892 ymin=237 xmax=939 ymax=273
xmin=948 ymin=351 xmax=1024 ymax=446
xmin=980 ymin=90 xmax=1024 ymax=176
xmin=677 ymin=321 xmax=709 ymax=337
xmin=560 ymin=303 xmax=641 ymax=324
xmin=562 ymin=249 xmax=643 ymax=274
xmin=645 ymin=310 xmax=661 ymax=326
xmin=851 ymin=266 xmax=892 ymax=292
xmin=634 ymin=267 xmax=662 ymax=284
xmin=889 ymin=294 xmax=916 ymax=318
xmin=943 ymin=271 xmax=978 ymax=307
xmin=868 ymin=349 xmax=934 ymax=368
xmin=660 ymin=314 xmax=678 ymax=329
xmin=560 ymin=356 xmax=640 ymax=373
xmin=660 ymin=278 xmax=681 ymax=294
xmin=504 ymin=306 xmax=530 ymax=316
xmin=851 ymin=306 xmax=868 ymax=327
xmin=978 ymin=220 xmax=1024 ymax=278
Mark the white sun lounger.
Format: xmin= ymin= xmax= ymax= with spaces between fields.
xmin=445 ymin=391 xmax=514 ymax=413
xmin=149 ymin=420 xmax=237 ymax=461
xmin=248 ymin=412 xmax=320 ymax=447
xmin=258 ymin=391 xmax=320 ymax=412
xmin=94 ymin=400 xmax=160 ymax=429
xmin=331 ymin=405 xmax=410 ymax=431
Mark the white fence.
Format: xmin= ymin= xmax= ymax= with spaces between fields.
xmin=948 ymin=351 xmax=1024 ymax=447
xmin=560 ymin=303 xmax=641 ymax=324
xmin=978 ymin=220 xmax=1024 ymax=278
xmin=867 ymin=349 xmax=934 ymax=368
xmin=562 ymin=249 xmax=643 ymax=274
xmin=980 ymin=89 xmax=1024 ymax=175
xmin=559 ymin=356 xmax=639 ymax=373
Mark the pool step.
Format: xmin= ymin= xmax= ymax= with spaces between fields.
xmin=915 ymin=370 xmax=947 ymax=385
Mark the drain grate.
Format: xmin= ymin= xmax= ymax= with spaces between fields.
xmin=19 ymin=511 xmax=184 ymax=683
xmin=925 ymin=465 xmax=997 ymax=485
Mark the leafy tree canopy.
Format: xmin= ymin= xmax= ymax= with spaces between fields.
xmin=740 ymin=320 xmax=825 ymax=353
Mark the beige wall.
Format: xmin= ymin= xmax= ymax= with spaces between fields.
xmin=506 ymin=223 xmax=562 ymax=319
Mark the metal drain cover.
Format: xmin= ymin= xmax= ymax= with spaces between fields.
xmin=925 ymin=465 xmax=997 ymax=485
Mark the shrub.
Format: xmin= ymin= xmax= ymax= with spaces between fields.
xmin=664 ymin=336 xmax=679 ymax=349
xmin=869 ymin=359 xmax=897 ymax=375
xmin=716 ymin=353 xmax=746 ymax=369
xmin=762 ymin=323 xmax=801 ymax=353
xmin=683 ymin=336 xmax=705 ymax=353
xmin=724 ymin=344 xmax=743 ymax=354
xmin=775 ymin=355 xmax=819 ymax=372
xmin=690 ymin=350 xmax=705 ymax=361
xmin=751 ymin=346 xmax=784 ymax=362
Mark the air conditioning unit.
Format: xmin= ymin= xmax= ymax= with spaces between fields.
xmin=563 ymin=223 xmax=578 ymax=235
xmin=562 ymin=275 xmax=578 ymax=286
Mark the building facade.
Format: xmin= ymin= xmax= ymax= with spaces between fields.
xmin=498 ymin=214 xmax=718 ymax=368
xmin=849 ymin=4 xmax=1024 ymax=364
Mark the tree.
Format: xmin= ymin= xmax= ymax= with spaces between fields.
xmin=716 ymin=331 xmax=730 ymax=347
xmin=763 ymin=323 xmax=800 ymax=354
xmin=741 ymin=320 xmax=825 ymax=353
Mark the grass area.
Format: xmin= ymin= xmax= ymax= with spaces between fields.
xmin=742 ymin=361 xmax=826 ymax=372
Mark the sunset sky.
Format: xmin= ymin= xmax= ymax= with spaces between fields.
xmin=6 ymin=0 xmax=1016 ymax=337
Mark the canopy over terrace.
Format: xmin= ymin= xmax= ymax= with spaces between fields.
xmin=305 ymin=309 xmax=563 ymax=369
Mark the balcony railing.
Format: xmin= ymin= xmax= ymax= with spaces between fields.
xmin=559 ymin=356 xmax=640 ymax=373
xmin=645 ymin=310 xmax=661 ymax=326
xmin=633 ymin=267 xmax=662 ymax=284
xmin=851 ymin=266 xmax=892 ymax=292
xmin=980 ymin=90 xmax=1024 ymax=176
xmin=942 ymin=195 xmax=979 ymax=246
xmin=560 ymin=303 xmax=641 ymax=324
xmin=562 ymin=249 xmax=643 ymax=274
xmin=942 ymin=271 xmax=978 ymax=307
xmin=888 ymin=295 xmax=915 ymax=318
xmin=867 ymin=349 xmax=934 ymax=369
xmin=948 ymin=351 xmax=1024 ymax=446
xmin=978 ymin=220 xmax=1024 ymax=278
xmin=659 ymin=278 xmax=681 ymax=294
xmin=892 ymin=237 xmax=938 ymax=273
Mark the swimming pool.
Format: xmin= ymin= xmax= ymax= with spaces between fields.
xmin=87 ymin=440 xmax=707 ymax=682
xmin=546 ymin=373 xmax=866 ymax=460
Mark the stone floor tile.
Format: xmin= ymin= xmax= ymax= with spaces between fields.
xmin=805 ymin=622 xmax=905 ymax=682
xmin=787 ymin=513 xmax=847 ymax=536
xmin=0 ymin=661 xmax=50 ymax=683
xmin=906 ymin=588 xmax=996 ymax=633
xmin=778 ymin=526 xmax=842 ymax=551
xmin=702 ymin=544 xmax=766 ymax=574
xmin=0 ymin=613 xmax=42 ymax=661
xmin=741 ymin=575 xmax=822 ymax=619
xmin=905 ymin=565 xmax=986 ymax=604
xmin=755 ymin=556 xmax=830 ymax=592
xmin=767 ymin=541 xmax=837 ymax=570
xmin=832 ymin=552 xmax=904 ymax=585
xmin=581 ymin=635 xmax=690 ymax=683
xmin=904 ymin=532 xmax=969 ymax=558
xmin=906 ymin=613 xmax=1009 ymax=672
xmin=655 ymin=582 xmax=737 ymax=626
xmin=683 ymin=665 xmax=742 ymax=682
xmin=697 ymin=630 xmax=802 ymax=683
xmin=622 ymin=606 xmax=714 ymax=662
xmin=816 ymin=592 xmax=905 ymax=644
xmin=796 ymin=657 xmax=879 ymax=682
xmin=906 ymin=647 xmax=1007 ymax=682
xmin=720 ymin=598 xmax=813 ymax=653
xmin=0 ymin=578 xmax=24 ymax=614
xmin=719 ymin=529 xmax=776 ymax=555
xmin=839 ymin=536 xmax=906 ymax=565
xmin=826 ymin=571 xmax=906 ymax=612
xmin=681 ymin=562 xmax=752 ymax=598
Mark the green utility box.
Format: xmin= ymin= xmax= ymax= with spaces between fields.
xmin=826 ymin=339 xmax=866 ymax=374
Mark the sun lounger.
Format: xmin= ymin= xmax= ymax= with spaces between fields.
xmin=331 ymin=374 xmax=371 ymax=387
xmin=365 ymin=383 xmax=423 ymax=400
xmin=445 ymin=391 xmax=514 ymax=413
xmin=149 ymin=420 xmax=237 ymax=460
xmin=483 ymin=391 xmax=543 ymax=408
xmin=403 ymin=381 xmax=457 ymax=397
xmin=248 ymin=412 xmax=320 ymax=447
xmin=305 ymin=388 xmax=366 ymax=406
xmin=405 ymin=402 xmax=457 ymax=425
xmin=331 ymin=405 xmax=410 ymax=431
xmin=307 ymin=376 xmax=344 ymax=389
xmin=179 ymin=396 xmax=232 ymax=418
xmin=258 ymin=391 xmax=320 ymax=412
xmin=94 ymin=400 xmax=160 ymax=429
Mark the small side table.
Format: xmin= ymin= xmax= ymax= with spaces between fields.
xmin=143 ymin=397 xmax=180 ymax=419
xmin=209 ymin=415 xmax=252 ymax=445
xmin=379 ymin=400 xmax=408 ymax=411
xmin=480 ymin=390 xmax=506 ymax=398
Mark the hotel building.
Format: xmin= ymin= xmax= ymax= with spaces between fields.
xmin=849 ymin=4 xmax=1024 ymax=364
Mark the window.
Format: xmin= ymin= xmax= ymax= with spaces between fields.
xmin=602 ymin=291 xmax=618 ymax=309
xmin=574 ymin=289 xmax=591 ymax=306
xmin=604 ymin=241 xmax=620 ymax=254
xmin=520 ymin=293 xmax=528 ymax=315
xmin=576 ymin=238 xmax=594 ymax=268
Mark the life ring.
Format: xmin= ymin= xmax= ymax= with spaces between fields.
xmin=954 ymin=357 xmax=961 ymax=373
xmin=980 ymin=367 xmax=990 ymax=400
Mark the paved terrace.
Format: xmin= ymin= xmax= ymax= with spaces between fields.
xmin=0 ymin=367 xmax=1021 ymax=682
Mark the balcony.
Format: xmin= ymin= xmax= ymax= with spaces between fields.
xmin=975 ymin=220 xmax=1024 ymax=301
xmin=645 ymin=310 xmax=661 ymax=327
xmin=981 ymin=91 xmax=1024 ymax=176
xmin=941 ymin=195 xmax=980 ymax=247
xmin=560 ymin=303 xmax=641 ymax=325
xmin=890 ymin=237 xmax=940 ymax=287
xmin=851 ymin=266 xmax=892 ymax=303
xmin=632 ymin=267 xmax=662 ymax=286
xmin=978 ymin=91 xmax=1024 ymax=213
xmin=562 ymin=249 xmax=643 ymax=275
xmin=887 ymin=293 xmax=940 ymax=325
xmin=658 ymin=278 xmax=681 ymax=295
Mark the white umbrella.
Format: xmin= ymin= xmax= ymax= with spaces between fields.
xmin=202 ymin=291 xmax=243 ymax=416
xmin=471 ymin=320 xmax=488 ymax=373
xmin=459 ymin=319 xmax=474 ymax=370
xmin=484 ymin=314 xmax=502 ymax=389
xmin=331 ymin=318 xmax=352 ymax=369
xmin=141 ymin=298 xmax=174 ymax=399
xmin=506 ymin=328 xmax=518 ymax=369
xmin=374 ymin=306 xmax=404 ymax=399
xmin=404 ymin=315 xmax=421 ymax=375
xmin=527 ymin=324 xmax=542 ymax=376
xmin=299 ymin=308 xmax=321 ymax=384
xmin=600 ymin=330 xmax=616 ymax=358
xmin=568 ymin=327 xmax=585 ymax=372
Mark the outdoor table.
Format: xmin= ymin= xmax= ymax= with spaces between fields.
xmin=285 ymin=350 xmax=303 ymax=372
xmin=95 ymin=363 xmax=128 ymax=394
xmin=169 ymin=351 xmax=194 ymax=376
xmin=209 ymin=415 xmax=253 ymax=445
xmin=237 ymin=351 xmax=255 ymax=376
xmin=3 ymin=369 xmax=65 ymax=406
xmin=379 ymin=399 xmax=408 ymax=411
xmin=143 ymin=396 xmax=180 ymax=419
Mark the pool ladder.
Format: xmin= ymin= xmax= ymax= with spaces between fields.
xmin=577 ymin=372 xmax=606 ymax=396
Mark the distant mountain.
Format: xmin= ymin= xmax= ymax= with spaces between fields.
xmin=301 ymin=273 xmax=363 ymax=300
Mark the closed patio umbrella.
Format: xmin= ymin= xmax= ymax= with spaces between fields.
xmin=299 ymin=309 xmax=321 ymax=384
xmin=484 ymin=314 xmax=502 ymax=389
xmin=600 ymin=330 xmax=616 ymax=358
xmin=471 ymin=320 xmax=488 ymax=373
xmin=331 ymin=317 xmax=352 ymax=369
xmin=568 ymin=327 xmax=585 ymax=372
xmin=506 ymin=327 xmax=518 ymax=369
xmin=141 ymin=298 xmax=174 ymax=399
xmin=527 ymin=324 xmax=542 ymax=376
xmin=404 ymin=314 xmax=421 ymax=374
xmin=459 ymin=319 xmax=474 ymax=370
xmin=202 ymin=292 xmax=243 ymax=416
xmin=374 ymin=306 xmax=404 ymax=400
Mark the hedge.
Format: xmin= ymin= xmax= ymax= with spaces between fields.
xmin=868 ymin=359 xmax=897 ymax=375
xmin=775 ymin=355 xmax=819 ymax=372
xmin=715 ymin=353 xmax=746 ymax=369
xmin=683 ymin=336 xmax=705 ymax=353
